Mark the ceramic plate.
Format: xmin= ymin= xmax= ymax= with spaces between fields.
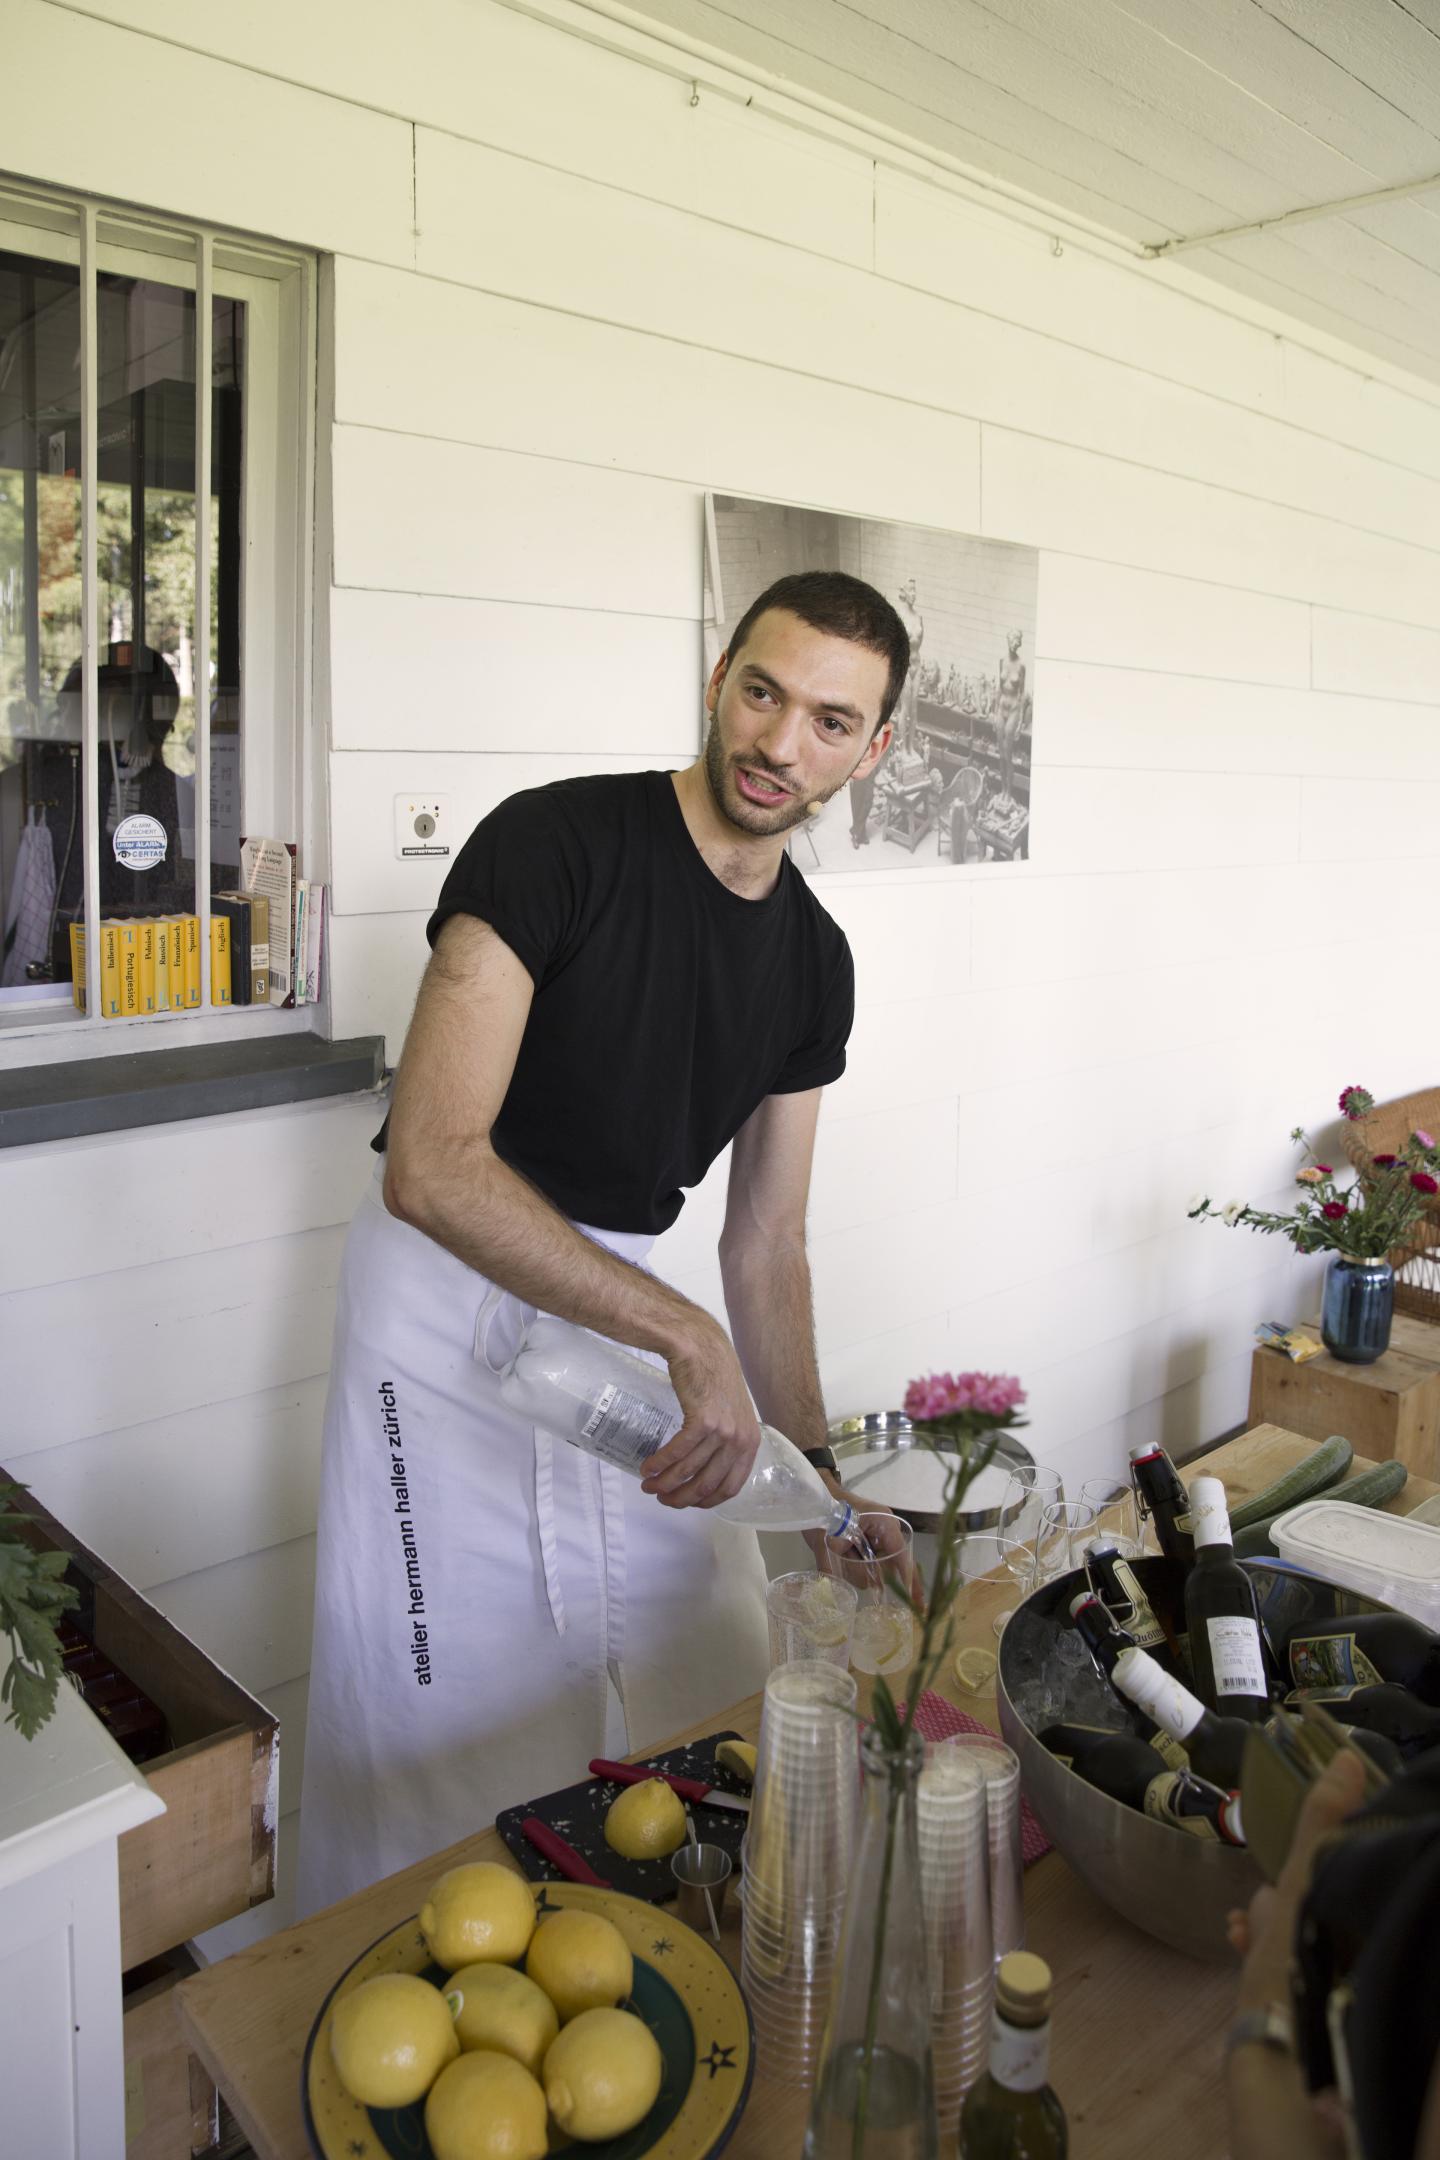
xmin=302 ymin=1881 xmax=754 ymax=2160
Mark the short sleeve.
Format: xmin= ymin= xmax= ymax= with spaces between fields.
xmin=769 ymin=938 xmax=854 ymax=1095
xmin=426 ymin=788 xmax=586 ymax=985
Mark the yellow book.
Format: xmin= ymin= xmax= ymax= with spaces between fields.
xmin=209 ymin=911 xmax=232 ymax=1006
xmin=153 ymin=918 xmax=171 ymax=1012
xmin=68 ymin=922 xmax=86 ymax=1012
xmin=98 ymin=920 xmax=122 ymax=1018
xmin=137 ymin=920 xmax=156 ymax=1013
xmin=117 ymin=922 xmax=139 ymax=1016
xmin=181 ymin=914 xmax=201 ymax=1009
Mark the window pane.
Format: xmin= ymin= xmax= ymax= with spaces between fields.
xmin=0 ymin=249 xmax=83 ymax=1004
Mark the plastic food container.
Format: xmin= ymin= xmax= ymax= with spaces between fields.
xmin=1270 ymin=1499 xmax=1440 ymax=1627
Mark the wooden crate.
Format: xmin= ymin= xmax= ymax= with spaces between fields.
xmin=124 ymin=1959 xmax=220 ymax=2160
xmin=3 ymin=1469 xmax=279 ymax=1970
xmin=1246 ymin=1315 xmax=1440 ymax=1480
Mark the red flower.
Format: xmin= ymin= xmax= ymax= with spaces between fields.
xmin=1372 ymin=1153 xmax=1399 ymax=1168
xmin=1338 ymin=1086 xmax=1374 ymax=1120
xmin=1411 ymin=1172 xmax=1439 ymax=1197
xmin=1315 ymin=1163 xmax=1334 ymax=1175
xmin=1321 ymin=1201 xmax=1348 ymax=1220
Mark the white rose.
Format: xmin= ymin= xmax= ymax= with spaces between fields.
xmin=1221 ymin=1199 xmax=1247 ymax=1226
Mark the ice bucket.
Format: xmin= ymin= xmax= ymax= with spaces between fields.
xmin=995 ymin=1554 xmax=1397 ymax=1961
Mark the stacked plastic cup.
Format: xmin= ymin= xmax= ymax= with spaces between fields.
xmin=918 ymin=1742 xmax=994 ymax=2132
xmin=740 ymin=1659 xmax=859 ymax=2087
xmin=935 ymin=1732 xmax=1025 ymax=1958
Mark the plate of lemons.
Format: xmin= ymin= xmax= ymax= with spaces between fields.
xmin=302 ymin=1860 xmax=754 ymax=2160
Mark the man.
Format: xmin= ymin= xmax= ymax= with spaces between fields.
xmin=296 ymin=571 xmax=907 ymax=1912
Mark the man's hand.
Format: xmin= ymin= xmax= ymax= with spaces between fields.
xmin=640 ymin=1319 xmax=763 ymax=1509
xmin=806 ymin=1477 xmax=925 ymax=1602
xmin=1227 ymin=1747 xmax=1368 ymax=2003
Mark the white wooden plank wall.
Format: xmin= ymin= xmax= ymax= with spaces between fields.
xmin=4 ymin=0 xmax=1438 ymax=1958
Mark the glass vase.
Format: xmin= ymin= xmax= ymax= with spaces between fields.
xmin=803 ymin=1727 xmax=938 ymax=2160
xmin=1321 ymin=1255 xmax=1394 ymax=1365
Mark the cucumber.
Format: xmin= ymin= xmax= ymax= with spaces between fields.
xmin=1233 ymin=1455 xmax=1409 ymax=1559
xmin=1228 ymin=1433 xmax=1353 ymax=1530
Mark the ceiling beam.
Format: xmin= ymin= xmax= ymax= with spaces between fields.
xmin=1145 ymin=169 xmax=1440 ymax=258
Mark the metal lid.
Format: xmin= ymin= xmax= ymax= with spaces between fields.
xmin=825 ymin=1410 xmax=1034 ymax=1533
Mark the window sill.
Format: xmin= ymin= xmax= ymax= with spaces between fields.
xmin=0 ymin=1030 xmax=385 ymax=1149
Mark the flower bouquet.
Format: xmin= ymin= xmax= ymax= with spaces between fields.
xmin=1188 ymin=1086 xmax=1440 ymax=1362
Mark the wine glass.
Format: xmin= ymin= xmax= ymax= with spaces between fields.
xmin=1000 ymin=1465 xmax=1065 ymax=1543
xmin=1080 ymin=1477 xmax=1142 ymax=1554
xmin=1034 ymin=1500 xmax=1098 ymax=1585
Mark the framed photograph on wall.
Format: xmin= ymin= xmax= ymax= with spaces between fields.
xmin=704 ymin=492 xmax=1039 ymax=872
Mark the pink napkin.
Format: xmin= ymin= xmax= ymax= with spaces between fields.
xmin=900 ymin=1689 xmax=1052 ymax=1865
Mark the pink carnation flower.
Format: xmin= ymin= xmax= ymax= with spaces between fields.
xmin=904 ymin=1371 xmax=1026 ymax=1421
xmin=1415 ymin=1129 xmax=1436 ymax=1151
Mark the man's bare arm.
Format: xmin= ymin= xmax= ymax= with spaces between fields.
xmin=715 ymin=1088 xmax=829 ymax=1451
xmin=383 ymin=915 xmax=761 ymax=1503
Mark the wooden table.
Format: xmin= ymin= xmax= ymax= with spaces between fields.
xmin=175 ymin=1425 xmax=1437 ymax=2160
xmin=1249 ymin=1314 xmax=1440 ymax=1479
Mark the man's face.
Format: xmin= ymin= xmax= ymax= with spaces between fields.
xmin=702 ymin=609 xmax=892 ymax=838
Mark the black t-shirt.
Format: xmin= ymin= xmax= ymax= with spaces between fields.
xmin=373 ymin=769 xmax=854 ymax=1233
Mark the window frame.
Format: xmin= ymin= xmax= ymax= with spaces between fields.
xmin=0 ymin=178 xmax=317 ymax=1070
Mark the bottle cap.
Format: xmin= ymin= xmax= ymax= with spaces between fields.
xmin=996 ymin=1951 xmax=1052 ymax=2025
xmin=1190 ymin=1475 xmax=1232 ymax=1550
xmin=1068 ymin=1588 xmax=1101 ymax=1621
xmin=1129 ymin=1443 xmax=1163 ymax=1463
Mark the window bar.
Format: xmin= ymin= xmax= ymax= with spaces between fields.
xmin=79 ymin=206 xmax=100 ymax=1028
xmin=196 ymin=231 xmax=213 ymax=1010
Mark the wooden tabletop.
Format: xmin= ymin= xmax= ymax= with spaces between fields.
xmin=176 ymin=1424 xmax=1437 ymax=2160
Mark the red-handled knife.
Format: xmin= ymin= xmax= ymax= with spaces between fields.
xmin=589 ymin=1758 xmax=751 ymax=1814
xmin=520 ymin=1815 xmax=612 ymax=1886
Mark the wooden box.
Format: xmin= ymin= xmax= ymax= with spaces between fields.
xmin=4 ymin=1470 xmax=279 ymax=1971
xmin=1247 ymin=1315 xmax=1440 ymax=1481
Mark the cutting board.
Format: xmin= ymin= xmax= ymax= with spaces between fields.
xmin=496 ymin=1731 xmax=750 ymax=1902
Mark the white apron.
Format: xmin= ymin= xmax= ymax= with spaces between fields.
xmin=295 ymin=1165 xmax=771 ymax=1915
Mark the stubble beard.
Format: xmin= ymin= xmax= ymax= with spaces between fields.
xmin=701 ymin=712 xmax=857 ymax=838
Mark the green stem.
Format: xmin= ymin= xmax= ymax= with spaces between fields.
xmin=851 ymin=1771 xmax=903 ymax=2160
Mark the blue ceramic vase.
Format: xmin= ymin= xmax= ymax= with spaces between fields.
xmin=1320 ymin=1255 xmax=1394 ymax=1365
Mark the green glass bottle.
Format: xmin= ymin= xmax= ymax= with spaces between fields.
xmin=958 ymin=1952 xmax=1067 ymax=2158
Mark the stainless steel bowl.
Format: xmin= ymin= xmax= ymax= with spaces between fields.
xmin=826 ymin=1410 xmax=1035 ymax=1534
xmin=996 ymin=1555 xmax=1398 ymax=1962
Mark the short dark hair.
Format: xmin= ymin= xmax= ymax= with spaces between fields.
xmin=725 ymin=571 xmax=910 ymax=734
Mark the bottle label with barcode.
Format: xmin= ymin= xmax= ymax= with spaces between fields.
xmin=579 ymin=1382 xmax=678 ymax=1470
xmin=1206 ymin=1615 xmax=1268 ymax=1698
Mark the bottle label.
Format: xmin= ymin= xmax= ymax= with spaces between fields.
xmin=1285 ymin=1683 xmax=1363 ymax=1705
xmin=1206 ymin=1615 xmax=1268 ymax=1698
xmin=1148 ymin=1728 xmax=1191 ymax=1773
xmin=989 ymin=2012 xmax=1050 ymax=2093
xmin=579 ymin=1383 xmax=677 ymax=1468
xmin=1288 ymin=1633 xmax=1382 ymax=1693
xmin=1113 ymin=1561 xmax=1167 ymax=1651
xmin=1143 ymin=1772 xmax=1219 ymax=1841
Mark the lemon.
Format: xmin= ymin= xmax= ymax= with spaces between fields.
xmin=954 ymin=1645 xmax=997 ymax=1694
xmin=444 ymin=1963 xmax=558 ymax=2077
xmin=524 ymin=1908 xmax=633 ymax=2023
xmin=424 ymin=2049 xmax=547 ymax=2160
xmin=420 ymin=1863 xmax=536 ymax=1972
xmin=544 ymin=2006 xmax=664 ymax=2140
xmin=329 ymin=1972 xmax=459 ymax=2108
xmin=603 ymin=1777 xmax=688 ymax=1860
xmin=713 ymin=1739 xmax=757 ymax=1785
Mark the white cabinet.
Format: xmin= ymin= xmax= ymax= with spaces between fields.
xmin=0 ymin=1683 xmax=165 ymax=2160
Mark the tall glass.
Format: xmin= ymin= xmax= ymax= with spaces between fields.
xmin=822 ymin=1513 xmax=917 ymax=1677
xmin=803 ymin=1727 xmax=938 ymax=2160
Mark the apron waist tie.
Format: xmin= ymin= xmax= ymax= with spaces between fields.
xmin=533 ymin=1428 xmax=568 ymax=1636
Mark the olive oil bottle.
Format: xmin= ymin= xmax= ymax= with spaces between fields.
xmin=959 ymin=1952 xmax=1067 ymax=2158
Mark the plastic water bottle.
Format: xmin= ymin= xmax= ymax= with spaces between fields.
xmin=498 ymin=1314 xmax=855 ymax=1539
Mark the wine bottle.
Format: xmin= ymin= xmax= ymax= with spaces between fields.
xmin=1129 ymin=1442 xmax=1195 ymax=1571
xmin=1182 ymin=1477 xmax=1270 ymax=1720
xmin=1084 ymin=1546 xmax=1181 ymax=1673
xmin=1282 ymin=1613 xmax=1440 ymax=1708
xmin=1287 ymin=1680 xmax=1440 ymax=1761
xmin=1111 ymin=1646 xmax=1251 ymax=1787
xmin=1041 ymin=1722 xmax=1244 ymax=1844
xmin=1116 ymin=1644 xmax=1406 ymax=1784
xmin=959 ymin=1951 xmax=1069 ymax=2159
xmin=1067 ymin=1592 xmax=1188 ymax=1767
